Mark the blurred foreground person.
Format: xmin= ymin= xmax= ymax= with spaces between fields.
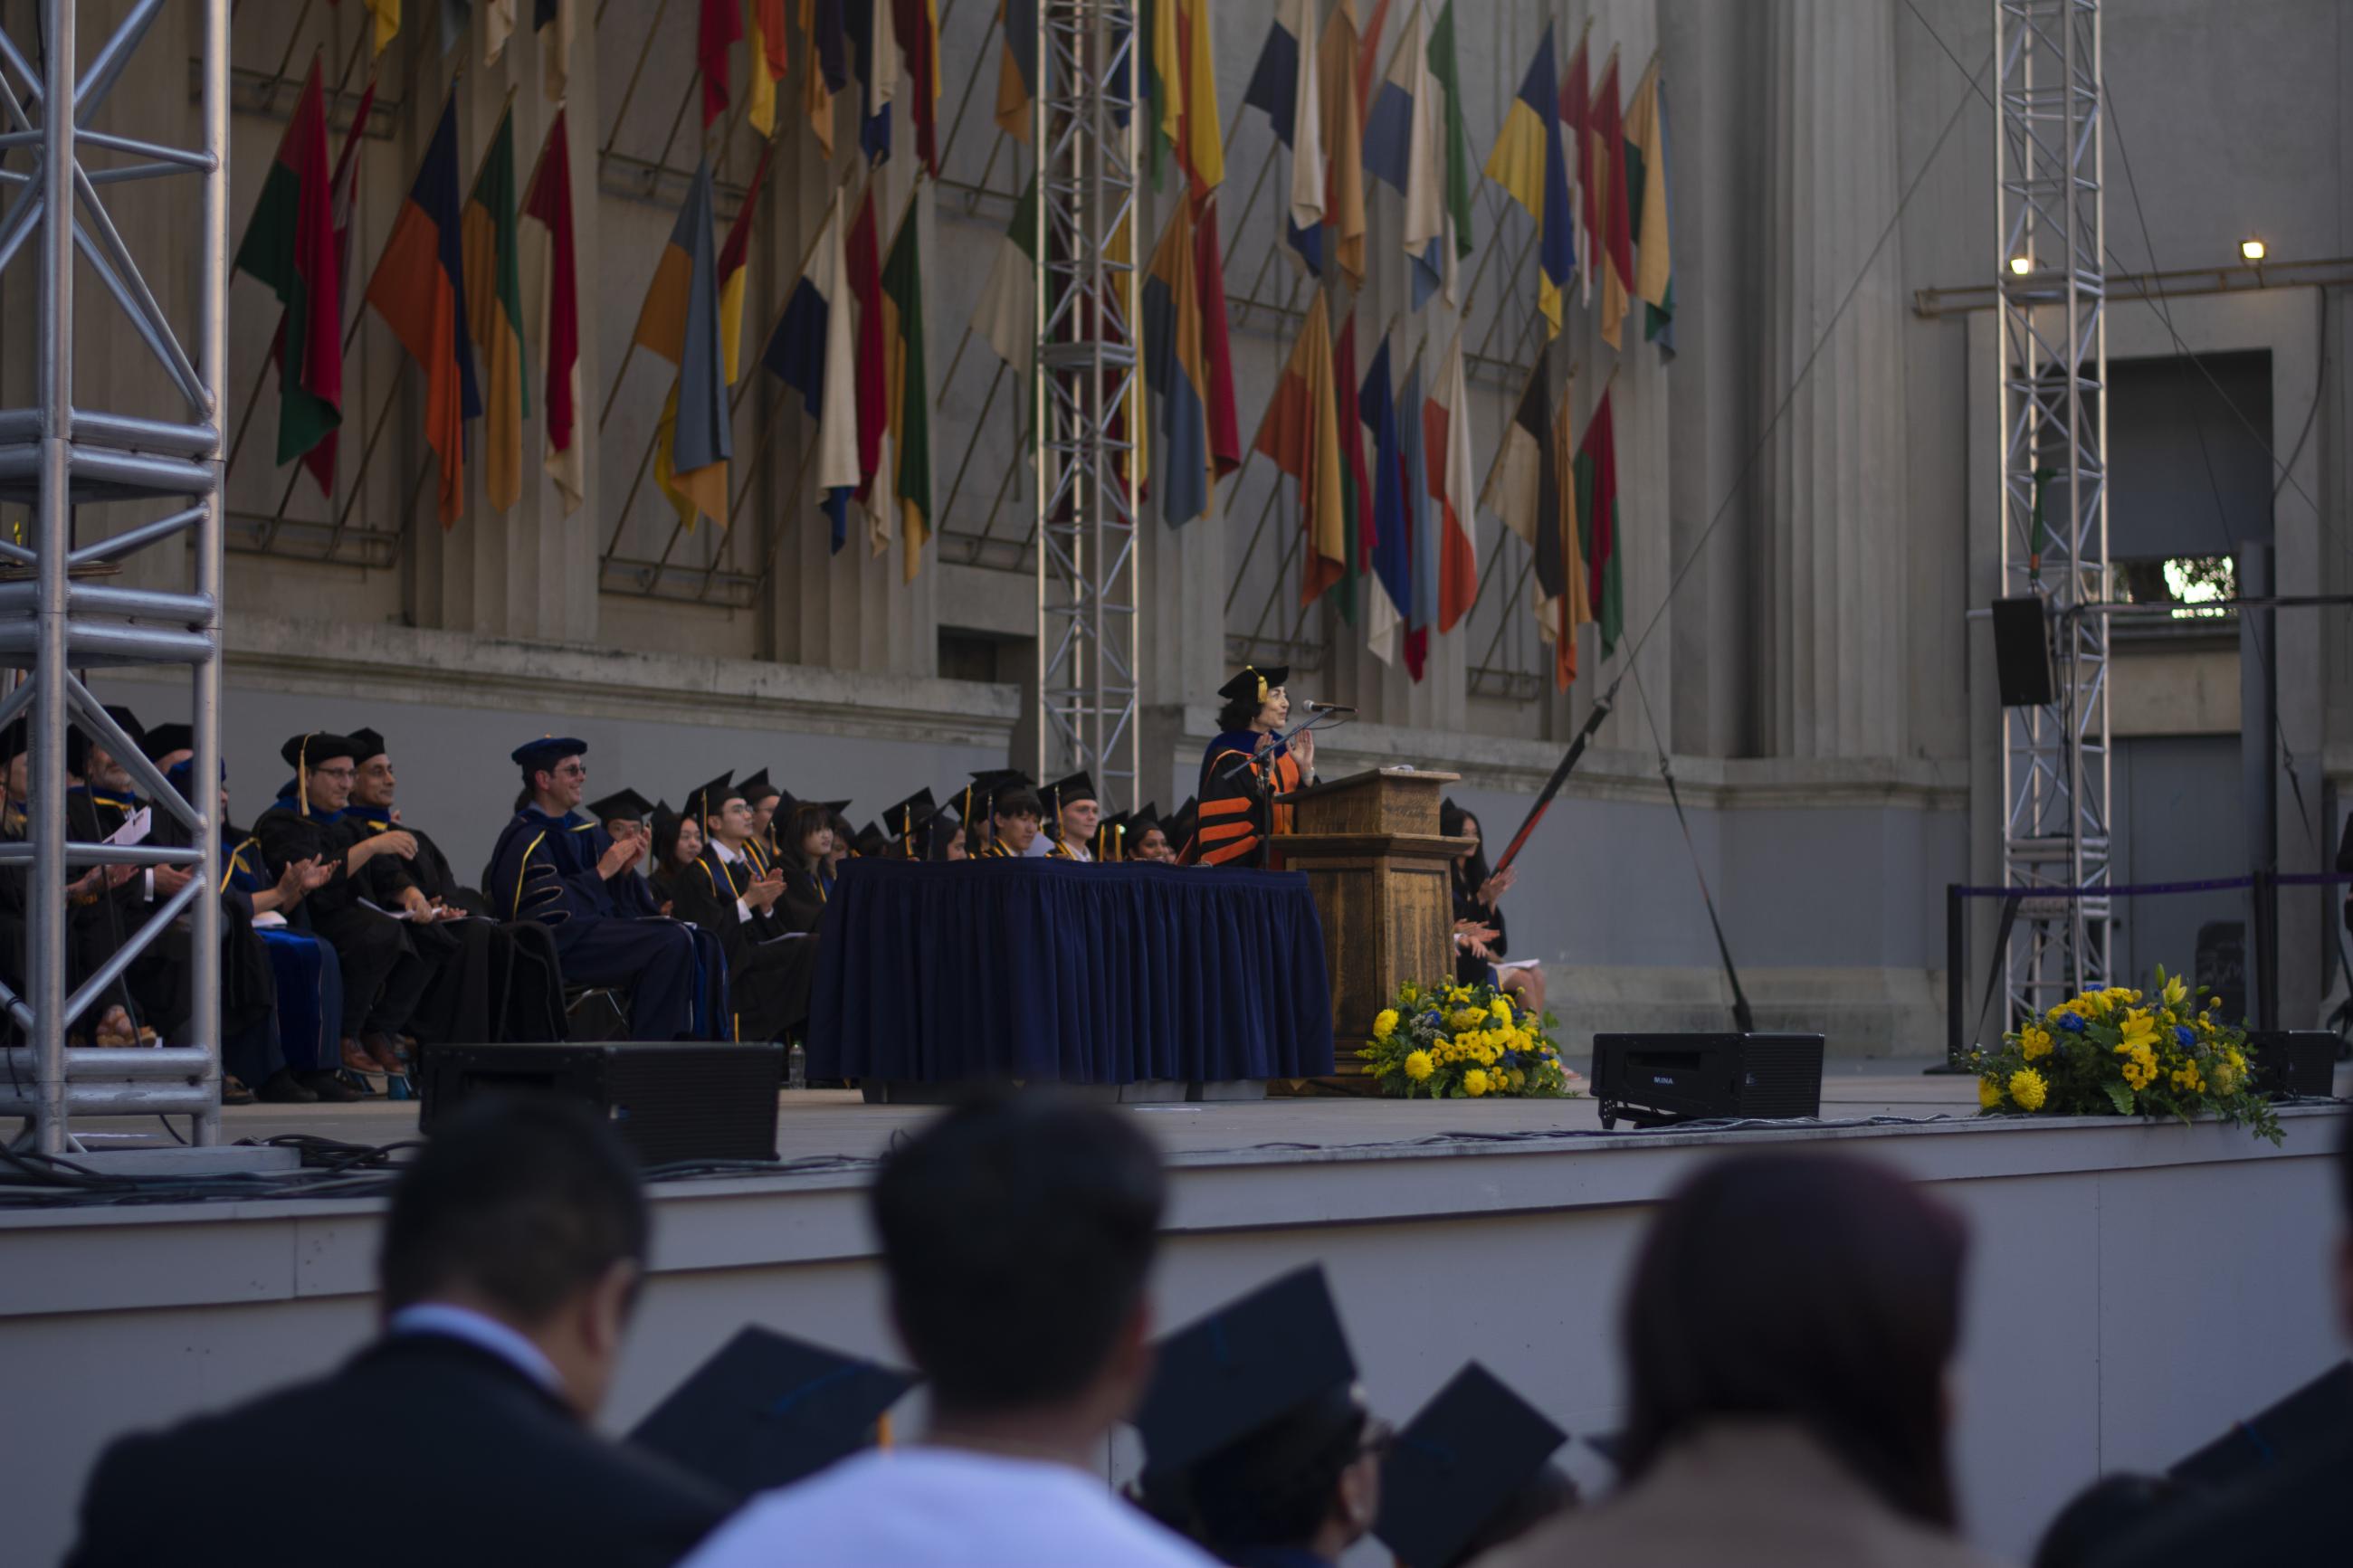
xmin=684 ymin=1091 xmax=1218 ymax=1568
xmin=67 ymin=1098 xmax=729 ymax=1568
xmin=1481 ymin=1153 xmax=1999 ymax=1568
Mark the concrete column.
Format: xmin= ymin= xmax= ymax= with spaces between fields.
xmin=1758 ymin=0 xmax=1910 ymax=760
xmin=409 ymin=13 xmax=602 ymax=643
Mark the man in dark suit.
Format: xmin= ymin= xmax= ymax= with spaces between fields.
xmin=66 ymin=1098 xmax=730 ymax=1568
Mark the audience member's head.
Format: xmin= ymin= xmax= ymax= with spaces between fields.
xmin=870 ymin=1090 xmax=1165 ymax=1440
xmin=380 ymin=1097 xmax=651 ymax=1417
xmin=1617 ymin=1152 xmax=1971 ymax=1529
xmin=825 ymin=811 xmax=855 ymax=869
xmin=1186 ymin=1383 xmax=1383 ymax=1563
xmin=653 ymin=809 xmax=701 ymax=870
xmin=2032 ymin=1473 xmax=2186 ymax=1568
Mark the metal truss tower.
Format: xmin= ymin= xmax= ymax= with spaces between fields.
xmin=1034 ymin=0 xmax=1140 ymax=808
xmin=1 ymin=1 xmax=229 ymax=1152
xmin=1995 ymin=0 xmax=2110 ymax=1017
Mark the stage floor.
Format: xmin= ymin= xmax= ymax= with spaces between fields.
xmin=63 ymin=1058 xmax=2321 ymax=1164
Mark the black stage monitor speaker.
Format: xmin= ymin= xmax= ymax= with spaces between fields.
xmin=418 ymin=1041 xmax=785 ymax=1164
xmin=1990 ymin=595 xmax=2055 ymax=708
xmin=1591 ymin=1032 xmax=1825 ymax=1129
xmin=2245 ymin=1030 xmax=2339 ymax=1100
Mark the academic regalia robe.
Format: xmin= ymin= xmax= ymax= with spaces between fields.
xmin=253 ymin=785 xmax=430 ymax=1040
xmin=667 ymin=846 xmax=815 ymax=1042
xmin=1188 ymin=731 xmax=1307 ymax=869
xmin=482 ymin=806 xmax=727 ymax=1041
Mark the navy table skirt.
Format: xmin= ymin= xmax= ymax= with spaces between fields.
xmin=806 ymin=857 xmax=1336 ymax=1083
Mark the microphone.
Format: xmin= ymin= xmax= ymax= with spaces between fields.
xmin=1298 ymin=698 xmax=1357 ymax=713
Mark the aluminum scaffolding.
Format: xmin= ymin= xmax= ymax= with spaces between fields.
xmin=1034 ymin=0 xmax=1139 ymax=806
xmin=1994 ymin=0 xmax=2110 ymax=1018
xmin=0 ymin=0 xmax=228 ymax=1152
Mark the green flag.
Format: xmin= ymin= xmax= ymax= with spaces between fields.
xmin=881 ymin=211 xmax=932 ymax=582
xmin=1427 ymin=0 xmax=1475 ymax=259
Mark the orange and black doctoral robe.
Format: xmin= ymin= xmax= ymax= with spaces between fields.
xmin=1187 ymin=729 xmax=1306 ymax=868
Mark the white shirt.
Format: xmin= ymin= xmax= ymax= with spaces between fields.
xmin=680 ymin=1446 xmax=1219 ymax=1568
xmin=386 ymin=1302 xmax=563 ymax=1397
xmin=1023 ymin=835 xmax=1091 ymax=860
xmin=712 ymin=838 xmax=757 ymax=923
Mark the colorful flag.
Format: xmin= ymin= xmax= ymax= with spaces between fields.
xmin=1561 ymin=28 xmax=1593 ymax=304
xmin=854 ymin=0 xmax=899 ymax=164
xmin=308 ymin=71 xmax=376 ymax=499
xmin=1595 ymin=51 xmax=1634 ymax=350
xmin=700 ymin=0 xmax=742 ymax=128
xmin=1327 ymin=309 xmax=1366 ymax=623
xmin=996 ymin=0 xmax=1036 ymax=142
xmin=746 ymin=0 xmax=787 ymax=135
xmin=716 ymin=142 xmax=772 ymax=385
xmin=1401 ymin=355 xmax=1435 ymax=670
xmin=520 ymin=108 xmax=583 ymax=515
xmin=1243 ymin=0 xmax=1324 ymax=275
xmin=761 ymin=190 xmax=858 ymax=551
xmin=1142 ymin=196 xmax=1212 ymax=527
xmin=1428 ymin=0 xmax=1474 ymax=263
xmin=1253 ymin=293 xmax=1346 ymax=609
xmin=1575 ymin=387 xmax=1621 ymax=653
xmin=1486 ymin=24 xmax=1574 ymax=339
xmin=1545 ymin=394 xmax=1589 ymax=689
xmin=891 ymin=0 xmax=940 ymax=173
xmin=1361 ymin=336 xmax=1413 ymax=674
xmin=1145 ymin=0 xmax=1180 ymax=186
xmin=971 ymin=175 xmax=1039 ymax=375
xmin=233 ymin=61 xmax=341 ymax=493
xmin=1480 ymin=364 xmax=1552 ymax=620
xmin=1354 ymin=0 xmax=1392 ymax=119
xmin=1365 ymin=2 xmax=1446 ymax=308
xmin=845 ymin=185 xmax=888 ymax=522
xmin=1425 ymin=328 xmax=1476 ymax=633
xmin=461 ymin=105 xmax=528 ymax=513
xmin=1317 ymin=0 xmax=1368 ymax=290
xmin=634 ymin=158 xmax=731 ymax=530
xmin=442 ymin=0 xmax=470 ymax=56
xmin=879 ymin=210 xmax=931 ymax=581
xmin=487 ymin=0 xmax=514 ymax=63
xmin=1193 ymin=191 xmax=1240 ymax=479
xmin=538 ymin=0 xmax=576 ymax=102
xmin=1625 ymin=57 xmax=1676 ymax=355
xmin=1177 ymin=0 xmax=1222 ymax=190
xmin=365 ymin=97 xmax=481 ymax=527
xmin=364 ymin=0 xmax=401 ymax=57
xmin=805 ymin=0 xmax=845 ymax=157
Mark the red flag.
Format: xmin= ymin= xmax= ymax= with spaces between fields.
xmin=1251 ymin=295 xmax=1346 ymax=608
xmin=232 ymin=62 xmax=341 ymax=494
xmin=1561 ymin=31 xmax=1593 ymax=295
xmin=1192 ymin=191 xmax=1240 ymax=479
xmin=757 ymin=0 xmax=789 ymax=78
xmin=1332 ymin=309 xmax=1373 ymax=578
xmin=521 ymin=109 xmax=583 ymax=515
xmin=846 ymin=183 xmax=888 ymax=499
xmin=1354 ymin=0 xmax=1392 ymax=119
xmin=304 ymin=69 xmax=376 ymax=497
xmin=699 ymin=0 xmax=742 ymax=127
xmin=1596 ymin=52 xmax=1635 ymax=347
xmin=891 ymin=0 xmax=940 ymax=174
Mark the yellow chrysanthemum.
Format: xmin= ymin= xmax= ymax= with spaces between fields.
xmin=1373 ymin=1009 xmax=1400 ymax=1041
xmin=2171 ymin=1063 xmax=2205 ymax=1095
xmin=1491 ymin=997 xmax=1514 ymax=1024
xmin=1978 ymin=1077 xmax=2004 ymax=1109
xmin=2008 ymin=1068 xmax=2048 ymax=1112
xmin=1506 ymin=1069 xmax=1527 ymax=1092
xmin=1462 ymin=1069 xmax=1491 ymax=1098
xmin=2020 ymin=1025 xmax=2053 ymax=1060
xmin=1404 ymin=1050 xmax=1434 ymax=1082
xmin=1399 ymin=984 xmax=1420 ymax=1004
xmin=1446 ymin=986 xmax=1472 ymax=1005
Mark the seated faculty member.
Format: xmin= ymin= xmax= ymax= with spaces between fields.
xmin=682 ymin=1091 xmax=1220 ymax=1568
xmin=65 ymin=1097 xmax=731 ymax=1568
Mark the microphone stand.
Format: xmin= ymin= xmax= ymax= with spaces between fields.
xmin=1208 ymin=707 xmax=1349 ymax=786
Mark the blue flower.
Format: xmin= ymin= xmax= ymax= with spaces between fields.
xmin=1421 ymin=1011 xmax=1443 ymax=1029
xmin=2175 ymin=1025 xmax=2196 ymax=1049
xmin=2058 ymin=1013 xmax=2086 ymax=1033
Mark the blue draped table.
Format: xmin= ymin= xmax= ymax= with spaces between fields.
xmin=806 ymin=857 xmax=1335 ymax=1083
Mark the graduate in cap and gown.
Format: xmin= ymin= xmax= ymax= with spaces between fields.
xmin=974 ymin=787 xmax=1043 ymax=859
xmin=1034 ymin=773 xmax=1099 ymax=860
xmin=1190 ymin=668 xmax=1317 ymax=869
xmin=483 ymin=737 xmax=726 ymax=1041
xmin=1374 ymin=1364 xmax=1577 ymax=1568
xmin=772 ymin=800 xmax=841 ymax=931
xmin=632 ymin=1327 xmax=917 ymax=1506
xmin=1124 ymin=803 xmax=1170 ymax=863
xmin=738 ymin=770 xmax=786 ymax=875
xmin=669 ymin=771 xmax=815 ymax=1042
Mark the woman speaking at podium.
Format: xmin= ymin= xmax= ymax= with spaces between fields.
xmin=1187 ymin=665 xmax=1319 ymax=868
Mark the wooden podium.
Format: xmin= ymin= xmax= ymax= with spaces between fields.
xmin=1272 ymin=768 xmax=1473 ymax=1093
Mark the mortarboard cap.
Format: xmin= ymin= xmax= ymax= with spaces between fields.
xmin=347 ymin=727 xmax=387 ymax=763
xmin=881 ymin=787 xmax=937 ymax=843
xmin=69 ymin=704 xmax=148 ymax=777
xmin=1164 ymin=796 xmax=1199 ymax=852
xmin=140 ymin=722 xmax=194 ymax=762
xmin=1375 ymin=1364 xmax=1568 ymax=1568
xmin=738 ymin=767 xmax=782 ymax=805
xmin=1217 ymin=665 xmax=1288 ymax=707
xmin=629 ymin=1326 xmax=919 ymax=1501
xmin=2169 ymin=1361 xmax=2353 ymax=1489
xmin=851 ymin=822 xmax=888 ymax=858
xmin=1132 ymin=1264 xmax=1359 ymax=1475
xmin=814 ymin=798 xmax=853 ymax=817
xmin=511 ymin=736 xmax=587 ymax=774
xmin=1129 ymin=801 xmax=1161 ymax=833
xmin=588 ymin=787 xmax=657 ymax=824
xmin=686 ymin=770 xmax=741 ymax=822
xmin=1042 ymin=770 xmax=1097 ymax=816
xmin=281 ymin=730 xmax=362 ymax=769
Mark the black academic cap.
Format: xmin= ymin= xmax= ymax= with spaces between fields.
xmin=1043 ymin=770 xmax=1097 ymax=813
xmin=2169 ymin=1361 xmax=2353 ymax=1488
xmin=140 ymin=722 xmax=194 ymax=762
xmin=1129 ymin=801 xmax=1162 ymax=832
xmin=686 ymin=769 xmax=741 ymax=821
xmin=1132 ymin=1264 xmax=1359 ymax=1474
xmin=629 ymin=1326 xmax=918 ymax=1501
xmin=1375 ymin=1364 xmax=1568 ymax=1568
xmin=1217 ymin=664 xmax=1289 ymax=706
xmin=814 ymin=798 xmax=853 ymax=816
xmin=588 ymin=787 xmax=656 ymax=823
xmin=72 ymin=704 xmax=148 ymax=775
xmin=738 ymin=767 xmax=782 ymax=805
xmin=511 ymin=736 xmax=587 ymax=773
xmin=852 ymin=822 xmax=887 ymax=858
xmin=280 ymin=730 xmax=362 ymax=769
xmin=881 ymin=786 xmax=937 ymax=838
xmin=347 ymin=727 xmax=387 ymax=763
xmin=1164 ymin=796 xmax=1198 ymax=849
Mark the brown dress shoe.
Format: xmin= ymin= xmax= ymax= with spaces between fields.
xmin=361 ymin=1032 xmax=407 ymax=1074
xmin=220 ymin=1075 xmax=255 ymax=1107
xmin=341 ymin=1038 xmax=385 ymax=1077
